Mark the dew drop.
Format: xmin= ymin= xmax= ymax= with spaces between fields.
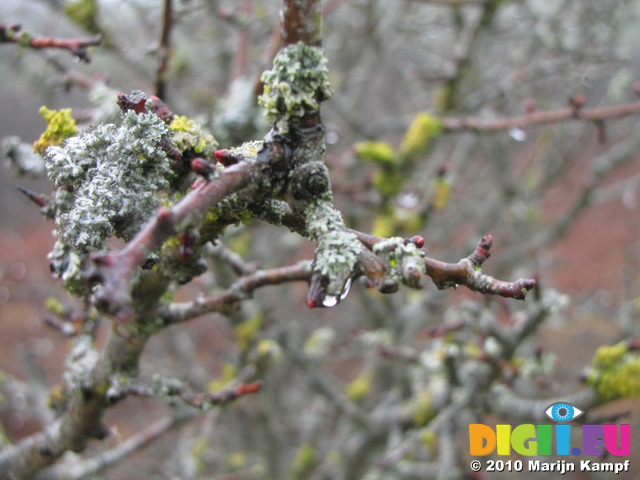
xmin=508 ymin=127 xmax=527 ymax=142
xmin=322 ymin=295 xmax=338 ymax=308
xmin=398 ymin=191 xmax=419 ymax=209
xmin=340 ymin=277 xmax=352 ymax=301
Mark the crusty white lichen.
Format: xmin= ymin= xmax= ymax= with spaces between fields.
xmin=45 ymin=109 xmax=174 ymax=253
xmin=258 ymin=42 xmax=333 ymax=133
xmin=47 ymin=240 xmax=86 ymax=295
xmin=2 ymin=136 xmax=46 ymax=177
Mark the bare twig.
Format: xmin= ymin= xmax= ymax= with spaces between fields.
xmin=33 ymin=415 xmax=190 ymax=480
xmin=161 ymin=261 xmax=313 ymax=324
xmin=424 ymin=235 xmax=536 ymax=299
xmin=0 ymin=24 xmax=102 ymax=63
xmin=155 ymin=0 xmax=173 ymax=99
xmin=206 ymin=242 xmax=260 ymax=276
xmin=230 ymin=0 xmax=252 ymax=81
xmin=281 ymin=0 xmax=323 ymax=47
xmin=441 ymin=100 xmax=640 ymax=132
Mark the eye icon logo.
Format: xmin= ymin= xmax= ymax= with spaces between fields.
xmin=544 ymin=402 xmax=584 ymax=423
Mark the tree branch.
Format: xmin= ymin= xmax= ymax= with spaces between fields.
xmin=154 ymin=0 xmax=174 ymax=99
xmin=281 ymin=0 xmax=323 ymax=47
xmin=0 ymin=24 xmax=102 ymax=63
xmin=441 ymin=99 xmax=640 ymax=132
xmin=33 ymin=415 xmax=189 ymax=480
xmin=424 ymin=234 xmax=536 ymax=299
xmin=89 ymin=158 xmax=268 ymax=321
xmin=160 ymin=261 xmax=313 ymax=324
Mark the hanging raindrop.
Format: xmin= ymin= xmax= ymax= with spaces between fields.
xmin=508 ymin=127 xmax=527 ymax=142
xmin=322 ymin=295 xmax=339 ymax=308
xmin=340 ymin=277 xmax=353 ymax=302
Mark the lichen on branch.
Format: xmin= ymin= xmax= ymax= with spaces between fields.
xmin=587 ymin=340 xmax=640 ymax=402
xmin=34 ymin=106 xmax=78 ymax=155
xmin=305 ymin=197 xmax=362 ymax=299
xmin=45 ymin=109 xmax=174 ymax=253
xmin=258 ymin=41 xmax=333 ymax=133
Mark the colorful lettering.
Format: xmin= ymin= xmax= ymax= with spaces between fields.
xmin=469 ymin=424 xmax=631 ymax=457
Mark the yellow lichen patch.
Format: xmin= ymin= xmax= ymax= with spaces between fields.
xmin=593 ymin=341 xmax=628 ymax=369
xmin=587 ymin=342 xmax=640 ymax=401
xmin=432 ymin=177 xmax=451 ymax=210
xmin=371 ymin=168 xmax=405 ymax=197
xmin=399 ymin=112 xmax=442 ymax=161
xmin=169 ymin=115 xmax=217 ymax=158
xmin=226 ymin=451 xmax=248 ymax=471
xmin=207 ymin=363 xmax=237 ymax=393
xmin=411 ymin=391 xmax=435 ymax=426
xmin=371 ymin=212 xmax=396 ymax=238
xmin=169 ymin=115 xmax=194 ymax=132
xmin=346 ymin=371 xmax=372 ymax=402
xmin=291 ymin=444 xmax=317 ymax=480
xmin=354 ymin=140 xmax=396 ymax=166
xmin=33 ymin=106 xmax=78 ymax=155
xmin=234 ymin=313 xmax=263 ymax=352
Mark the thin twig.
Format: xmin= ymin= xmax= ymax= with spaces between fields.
xmin=0 ymin=24 xmax=102 ymax=63
xmin=33 ymin=415 xmax=190 ymax=480
xmin=441 ymin=100 xmax=640 ymax=132
xmin=155 ymin=0 xmax=173 ymax=99
xmin=161 ymin=261 xmax=313 ymax=324
xmin=424 ymin=235 xmax=536 ymax=299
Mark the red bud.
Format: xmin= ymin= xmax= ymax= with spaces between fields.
xmin=214 ymin=149 xmax=242 ymax=166
xmin=191 ymin=157 xmax=215 ymax=177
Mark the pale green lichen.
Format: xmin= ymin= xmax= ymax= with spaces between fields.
xmin=305 ymin=199 xmax=361 ymax=294
xmin=258 ymin=42 xmax=333 ymax=133
xmin=373 ymin=237 xmax=425 ymax=287
xmin=257 ymin=199 xmax=288 ymax=225
xmin=305 ymin=196 xmax=345 ymax=239
xmin=44 ymin=107 xmax=176 ymax=296
xmin=228 ymin=139 xmax=263 ymax=158
xmin=587 ymin=341 xmax=640 ymax=401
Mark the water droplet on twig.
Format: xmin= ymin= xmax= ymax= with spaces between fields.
xmin=322 ymin=295 xmax=338 ymax=308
